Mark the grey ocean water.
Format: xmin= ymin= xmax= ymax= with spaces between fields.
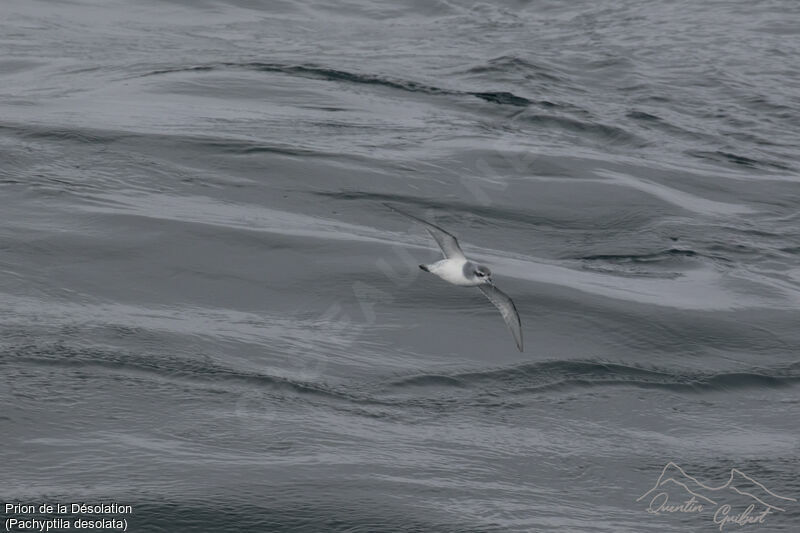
xmin=2 ymin=1 xmax=799 ymax=531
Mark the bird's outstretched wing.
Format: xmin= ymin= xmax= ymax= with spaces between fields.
xmin=479 ymin=284 xmax=523 ymax=352
xmin=383 ymin=203 xmax=465 ymax=260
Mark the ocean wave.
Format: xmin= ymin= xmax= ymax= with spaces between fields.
xmin=2 ymin=342 xmax=349 ymax=401
xmin=688 ymin=150 xmax=795 ymax=171
xmin=463 ymin=55 xmax=565 ymax=84
xmin=140 ymin=61 xmax=536 ymax=107
xmin=384 ymin=360 xmax=800 ymax=396
xmin=579 ymin=249 xmax=700 ymax=263
xmin=519 ymin=113 xmax=643 ymax=146
xmin=9 ymin=340 xmax=798 ymax=413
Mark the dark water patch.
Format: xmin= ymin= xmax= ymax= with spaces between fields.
xmin=464 ymin=55 xmax=564 ymax=83
xmin=537 ymin=100 xmax=561 ymax=108
xmin=471 ymin=91 xmax=531 ymax=106
xmin=0 ymin=59 xmax=43 ymax=75
xmin=15 ymin=342 xmax=798 ymax=415
xmin=112 ymin=498 xmax=488 ymax=533
xmin=144 ymin=65 xmax=217 ymax=77
xmin=742 ymin=95 xmax=796 ymax=117
xmin=385 ymin=361 xmax=800 ymax=397
xmin=142 ymin=62 xmax=448 ymax=90
xmin=626 ymin=109 xmax=714 ymax=144
xmin=0 ymin=121 xmax=336 ymax=160
xmin=2 ymin=343 xmax=351 ymax=402
xmin=705 ymin=242 xmax=774 ymax=260
xmin=626 ymin=110 xmax=662 ymax=122
xmin=575 ymin=247 xmax=737 ymax=278
xmin=688 ymin=150 xmax=794 ymax=171
xmin=638 ymin=94 xmax=673 ymax=104
xmin=579 ymin=248 xmax=699 ymax=263
xmin=579 ymin=248 xmax=738 ymax=268
xmin=587 ymin=56 xmax=636 ymax=71
xmin=189 ymin=138 xmax=320 ymax=157
xmin=250 ymin=63 xmax=451 ymax=96
xmin=387 ymin=374 xmax=466 ymax=388
xmin=0 ymin=123 xmax=130 ymax=146
xmin=575 ymin=248 xmax=707 ymax=278
xmin=705 ymin=151 xmax=760 ymax=167
xmin=141 ymin=61 xmax=534 ymax=108
xmin=520 ymin=113 xmax=643 ymax=146
xmin=722 ymin=129 xmax=783 ymax=147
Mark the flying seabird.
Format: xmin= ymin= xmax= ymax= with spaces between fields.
xmin=385 ymin=203 xmax=523 ymax=352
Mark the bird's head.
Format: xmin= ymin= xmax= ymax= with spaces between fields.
xmin=473 ymin=264 xmax=493 ymax=285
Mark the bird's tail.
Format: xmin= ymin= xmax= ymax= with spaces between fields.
xmin=419 ymin=264 xmax=430 ymax=272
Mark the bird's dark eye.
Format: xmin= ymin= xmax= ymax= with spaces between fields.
xmin=476 ymin=271 xmax=484 ymax=277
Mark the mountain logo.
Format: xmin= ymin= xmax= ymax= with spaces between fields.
xmin=637 ymin=462 xmax=796 ymax=530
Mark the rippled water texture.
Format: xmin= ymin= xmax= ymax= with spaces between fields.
xmin=2 ymin=0 xmax=799 ymax=531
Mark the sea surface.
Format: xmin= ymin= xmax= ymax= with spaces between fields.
xmin=2 ymin=1 xmax=799 ymax=531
